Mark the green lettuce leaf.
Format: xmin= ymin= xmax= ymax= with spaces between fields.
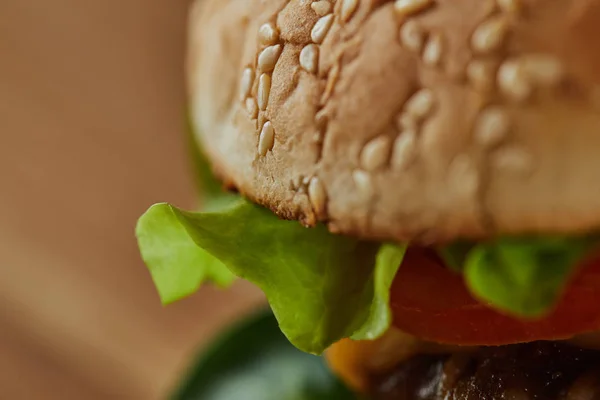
xmin=437 ymin=241 xmax=474 ymax=272
xmin=136 ymin=199 xmax=405 ymax=354
xmin=171 ymin=309 xmax=358 ymax=400
xmin=462 ymin=236 xmax=598 ymax=317
xmin=136 ymin=202 xmax=236 ymax=304
xmin=351 ymin=243 xmax=406 ymax=340
xmin=136 ymin=118 xmax=242 ymax=304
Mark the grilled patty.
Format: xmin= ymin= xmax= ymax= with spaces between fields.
xmin=371 ymin=342 xmax=600 ymax=400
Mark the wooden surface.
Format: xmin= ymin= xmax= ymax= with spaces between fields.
xmin=0 ymin=1 xmax=264 ymax=398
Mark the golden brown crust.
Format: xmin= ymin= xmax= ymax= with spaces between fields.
xmin=188 ymin=0 xmax=600 ymax=243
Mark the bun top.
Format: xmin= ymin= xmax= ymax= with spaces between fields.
xmin=188 ymin=0 xmax=600 ymax=244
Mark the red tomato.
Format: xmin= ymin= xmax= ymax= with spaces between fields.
xmin=390 ymin=248 xmax=600 ymax=345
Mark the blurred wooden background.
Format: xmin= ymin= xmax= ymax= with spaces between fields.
xmin=0 ymin=1 xmax=264 ymax=398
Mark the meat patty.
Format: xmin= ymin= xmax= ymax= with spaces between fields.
xmin=371 ymin=342 xmax=600 ymax=400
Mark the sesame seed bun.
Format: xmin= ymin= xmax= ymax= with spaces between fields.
xmin=187 ymin=0 xmax=600 ymax=244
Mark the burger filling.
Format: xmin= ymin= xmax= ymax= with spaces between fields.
xmin=136 ymin=143 xmax=600 ymax=397
xmin=325 ymin=245 xmax=600 ymax=398
xmin=327 ymin=332 xmax=600 ymax=399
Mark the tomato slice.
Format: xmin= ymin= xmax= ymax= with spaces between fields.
xmin=390 ymin=248 xmax=600 ymax=345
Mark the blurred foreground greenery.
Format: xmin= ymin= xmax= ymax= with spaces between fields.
xmin=171 ymin=309 xmax=358 ymax=400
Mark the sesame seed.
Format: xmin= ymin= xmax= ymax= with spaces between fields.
xmin=313 ymin=131 xmax=324 ymax=144
xmin=258 ymin=45 xmax=282 ymax=72
xmin=498 ymin=59 xmax=532 ymax=102
xmin=405 ymin=89 xmax=435 ymax=121
xmin=399 ymin=20 xmax=425 ymax=52
xmin=467 ymin=60 xmax=496 ymax=92
xmin=353 ymin=170 xmax=373 ymax=197
xmin=394 ymin=0 xmax=435 ymax=18
xmin=474 ymin=107 xmax=510 ymax=148
xmin=258 ymin=121 xmax=275 ymax=156
xmin=321 ymin=62 xmax=340 ymax=105
xmin=258 ymin=23 xmax=279 ymax=46
xmin=449 ymin=155 xmax=479 ymax=196
xmin=291 ymin=175 xmax=303 ymax=190
xmin=299 ymin=44 xmax=319 ymax=74
xmin=341 ymin=0 xmax=359 ymax=22
xmin=521 ymin=54 xmax=564 ymax=86
xmin=308 ymin=177 xmax=328 ymax=217
xmin=492 ymin=146 xmax=533 ymax=175
xmin=314 ymin=111 xmax=327 ymax=142
xmin=311 ymin=14 xmax=334 ymax=44
xmin=497 ymin=0 xmax=521 ymax=14
xmin=471 ymin=16 xmax=509 ymax=54
xmin=392 ymin=129 xmax=417 ymax=170
xmin=423 ymin=33 xmax=443 ymax=66
xmin=361 ymin=136 xmax=392 ymax=171
xmin=239 ymin=68 xmax=254 ymax=101
xmin=311 ymin=1 xmax=332 ymax=16
xmin=396 ymin=113 xmax=418 ymax=132
xmin=315 ymin=109 xmax=328 ymax=130
xmin=245 ymin=98 xmax=258 ymax=119
xmin=257 ymin=73 xmax=271 ymax=111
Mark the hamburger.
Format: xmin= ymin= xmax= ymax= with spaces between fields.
xmin=136 ymin=0 xmax=600 ymax=398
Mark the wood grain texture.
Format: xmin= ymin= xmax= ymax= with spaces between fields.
xmin=0 ymin=0 xmax=265 ymax=398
